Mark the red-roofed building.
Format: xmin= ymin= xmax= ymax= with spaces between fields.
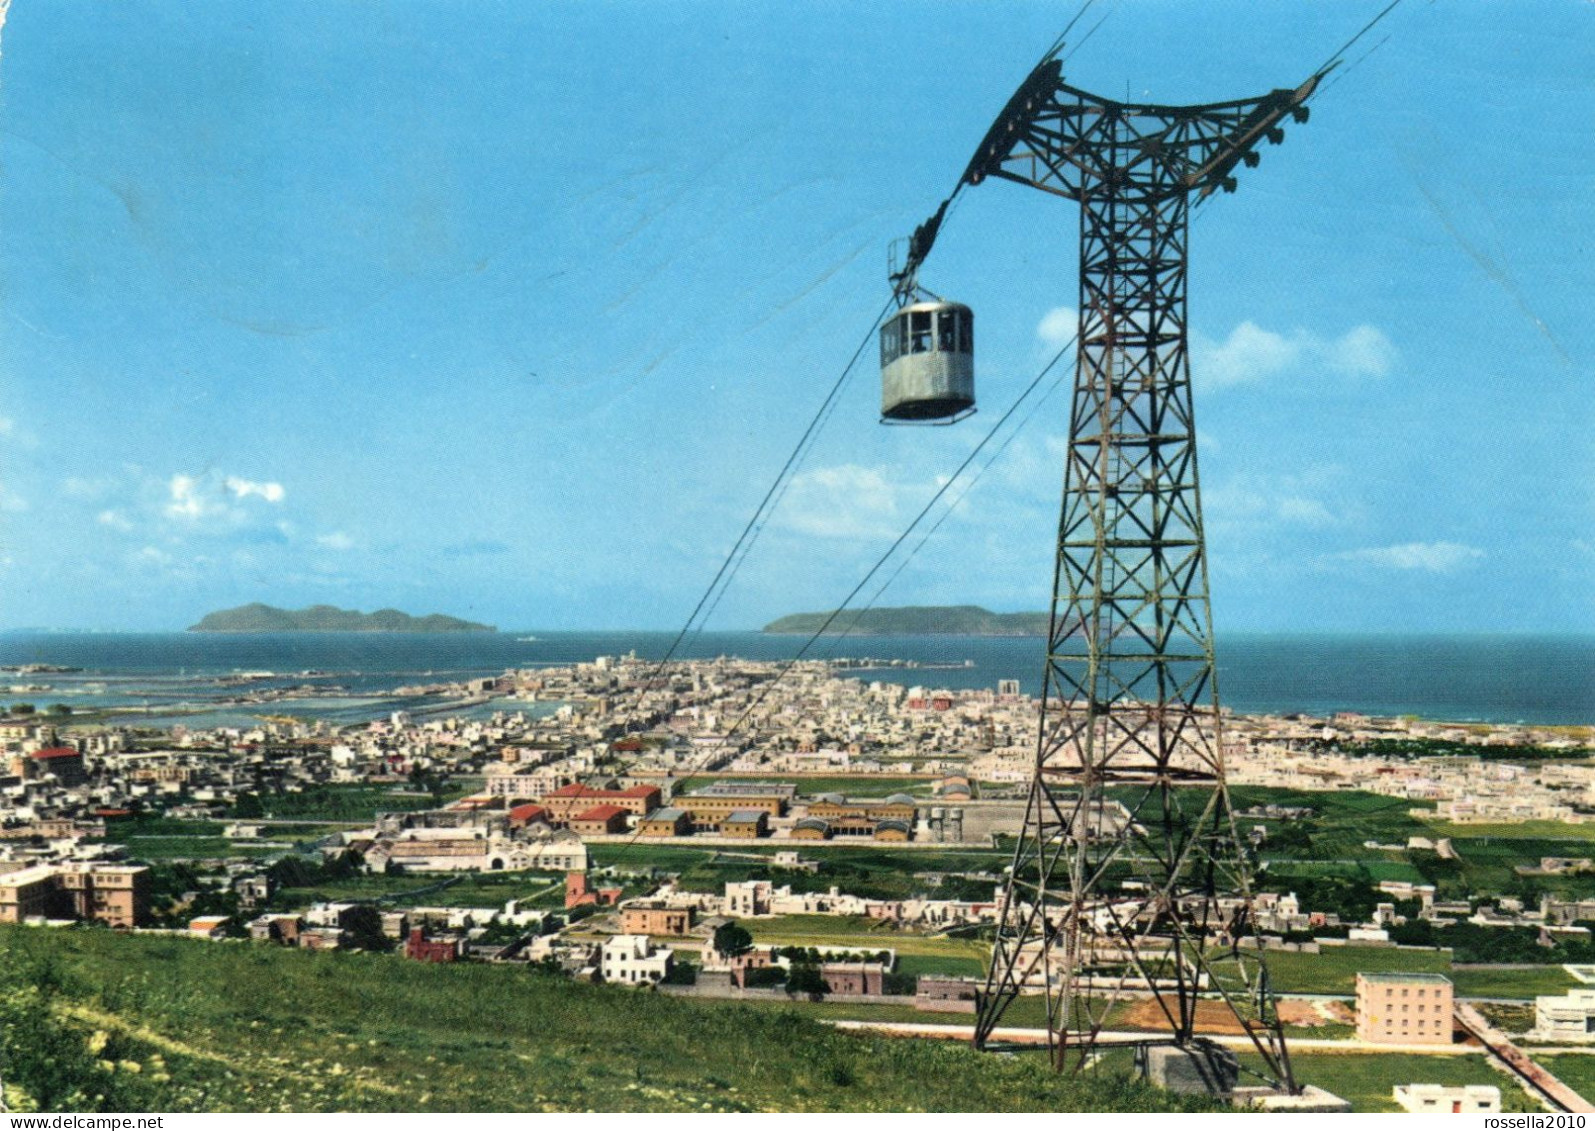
xmin=570 ymin=804 xmax=629 ymax=837
xmin=540 ymin=783 xmax=661 ymax=824
xmin=31 ymin=746 xmax=85 ymax=786
xmin=507 ymin=803 xmax=553 ymax=830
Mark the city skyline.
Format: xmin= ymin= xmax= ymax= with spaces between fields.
xmin=1 ymin=1 xmax=1590 ymax=634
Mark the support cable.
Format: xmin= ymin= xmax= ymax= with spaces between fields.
xmin=828 ymin=340 xmax=1074 ymax=649
xmin=711 ymin=329 xmax=1079 ymax=746
xmin=631 ymin=294 xmax=894 ymax=704
xmin=1315 ymin=0 xmax=1405 ymax=77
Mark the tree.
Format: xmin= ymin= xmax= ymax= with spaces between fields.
xmin=713 ymin=921 xmax=754 ymax=959
xmin=342 ymin=905 xmax=391 ymax=952
xmin=662 ymin=959 xmax=699 ymax=986
xmin=233 ymin=792 xmax=265 ymax=819
xmin=786 ymin=961 xmax=826 ymax=998
xmin=883 ymin=971 xmax=917 ymax=996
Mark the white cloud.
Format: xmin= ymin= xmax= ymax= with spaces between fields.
xmin=1325 ymin=324 xmax=1398 ymax=378
xmin=165 ymin=474 xmax=213 ymax=520
xmin=0 ymin=414 xmax=37 ymax=450
xmin=777 ymin=464 xmax=908 ymax=539
xmin=1036 ymin=306 xmax=1080 ymax=352
xmin=1339 ymin=541 xmax=1484 ymax=573
xmin=1198 ymin=322 xmax=1298 ymax=388
xmin=0 ymin=482 xmax=26 ymax=513
xmin=1204 ymin=470 xmax=1348 ymax=532
xmin=133 ymin=546 xmax=174 ymax=569
xmin=225 ymin=476 xmax=286 ymax=504
xmin=97 ymin=509 xmax=134 ymax=532
xmin=1194 ymin=321 xmax=1396 ymax=389
xmin=317 ymin=531 xmax=356 ymax=551
xmin=163 ymin=471 xmax=287 ymax=526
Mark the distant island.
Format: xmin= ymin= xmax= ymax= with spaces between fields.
xmin=188 ymin=603 xmax=495 ymax=633
xmin=764 ymin=605 xmax=1049 ymax=636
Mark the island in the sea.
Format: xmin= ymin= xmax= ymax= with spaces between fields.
xmin=188 ymin=603 xmax=495 ymax=633
xmin=764 ymin=604 xmax=1049 ymax=636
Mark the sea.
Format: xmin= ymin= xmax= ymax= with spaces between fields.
xmin=0 ymin=630 xmax=1591 ymax=730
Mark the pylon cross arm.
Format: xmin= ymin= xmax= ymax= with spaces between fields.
xmin=963 ymin=68 xmax=1321 ymax=203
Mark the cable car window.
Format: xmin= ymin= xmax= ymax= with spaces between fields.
xmin=880 ymin=321 xmax=899 ymax=366
xmin=959 ymin=308 xmax=973 ymax=354
xmin=910 ymin=310 xmax=932 ymax=353
xmin=938 ymin=310 xmax=956 ymax=352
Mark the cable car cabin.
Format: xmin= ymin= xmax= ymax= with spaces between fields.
xmin=879 ymin=301 xmax=974 ymax=423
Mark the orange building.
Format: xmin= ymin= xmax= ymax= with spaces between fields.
xmin=804 ymin=794 xmax=917 ymax=840
xmin=721 ymin=810 xmax=769 ymax=838
xmin=565 ymin=871 xmax=622 ymax=910
xmin=619 ymin=902 xmax=694 ymax=936
xmin=0 ymin=863 xmax=149 ymax=927
xmin=676 ymin=783 xmax=794 ymax=831
xmin=53 ymin=864 xmax=150 ymax=928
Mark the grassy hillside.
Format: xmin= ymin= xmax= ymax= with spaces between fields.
xmin=0 ymin=926 xmax=1206 ymax=1113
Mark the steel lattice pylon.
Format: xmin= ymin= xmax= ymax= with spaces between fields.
xmin=955 ymin=60 xmax=1325 ymax=1091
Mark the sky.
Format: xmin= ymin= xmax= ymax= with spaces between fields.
xmin=0 ymin=0 xmax=1590 ymax=634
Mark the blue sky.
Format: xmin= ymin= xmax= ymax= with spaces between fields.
xmin=0 ymin=0 xmax=1590 ymax=633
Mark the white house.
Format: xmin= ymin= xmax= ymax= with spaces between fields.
xmin=599 ymin=934 xmax=672 ymax=985
xmin=1392 ymin=1084 xmax=1500 ymax=1114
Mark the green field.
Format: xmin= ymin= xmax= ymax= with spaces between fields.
xmin=251 ymin=785 xmax=469 ymax=822
xmin=587 ymin=842 xmax=1007 ymax=903
xmin=1230 ymin=786 xmax=1435 ymax=861
xmin=747 ymin=914 xmax=990 ymax=962
xmin=118 ymin=837 xmax=288 ymax=862
xmin=1248 ymin=946 xmax=1451 ymax=995
xmin=1283 ymin=1052 xmax=1537 ymax=1113
xmin=1240 ymin=946 xmax=1575 ymax=1000
xmin=0 ymin=925 xmax=1208 ymax=1114
xmin=271 ymin=870 xmax=571 ymax=910
xmin=101 ymin=817 xmax=226 ymax=841
xmin=678 ymin=774 xmax=941 ymax=798
xmin=895 ymin=952 xmax=986 ymax=979
xmin=1532 ymin=1056 xmax=1595 ymax=1107
xmin=1449 ymin=965 xmax=1579 ymax=998
xmin=1427 ymin=819 xmax=1595 ymax=842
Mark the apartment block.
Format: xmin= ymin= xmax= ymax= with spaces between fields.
xmin=1355 ymin=972 xmax=1454 ymax=1045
